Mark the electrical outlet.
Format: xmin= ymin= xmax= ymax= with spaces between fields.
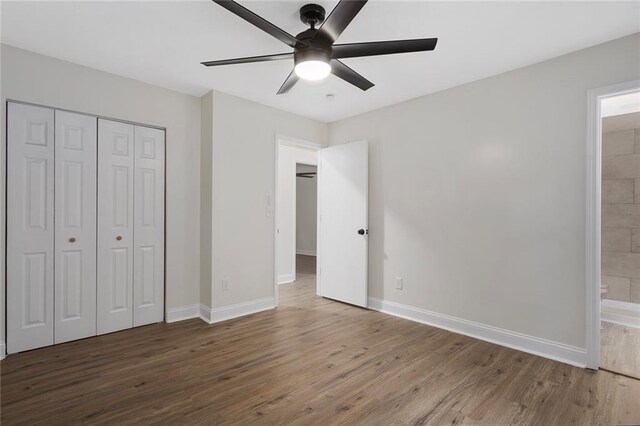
xmin=395 ymin=277 xmax=403 ymax=290
xmin=222 ymin=278 xmax=230 ymax=291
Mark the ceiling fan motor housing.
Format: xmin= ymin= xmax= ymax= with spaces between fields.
xmin=294 ymin=28 xmax=333 ymax=67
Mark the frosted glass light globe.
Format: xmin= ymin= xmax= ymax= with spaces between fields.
xmin=294 ymin=60 xmax=331 ymax=81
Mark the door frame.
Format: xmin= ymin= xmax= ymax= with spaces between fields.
xmin=4 ymin=99 xmax=168 ymax=356
xmin=585 ymin=80 xmax=640 ymax=369
xmin=274 ymin=134 xmax=323 ymax=307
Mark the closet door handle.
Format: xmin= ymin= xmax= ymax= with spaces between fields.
xmin=68 ymin=237 xmax=76 ymax=243
xmin=116 ymin=235 xmax=123 ymax=241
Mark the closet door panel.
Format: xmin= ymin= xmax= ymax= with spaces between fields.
xmin=133 ymin=126 xmax=165 ymax=326
xmin=97 ymin=119 xmax=134 ymax=334
xmin=7 ymin=102 xmax=55 ymax=354
xmin=54 ymin=111 xmax=97 ymax=344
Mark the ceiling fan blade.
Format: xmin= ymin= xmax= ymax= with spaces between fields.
xmin=330 ymin=59 xmax=374 ymax=91
xmin=213 ymin=0 xmax=302 ymax=48
xmin=332 ymin=38 xmax=438 ymax=59
xmin=277 ymin=69 xmax=300 ymax=95
xmin=316 ymin=0 xmax=367 ymax=43
xmin=201 ymin=52 xmax=293 ymax=67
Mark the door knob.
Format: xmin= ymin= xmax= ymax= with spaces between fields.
xmin=116 ymin=235 xmax=123 ymax=241
xmin=68 ymin=237 xmax=76 ymax=243
xmin=357 ymin=229 xmax=368 ymax=235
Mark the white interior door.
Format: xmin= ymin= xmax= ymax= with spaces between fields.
xmin=97 ymin=119 xmax=134 ymax=334
xmin=54 ymin=111 xmax=97 ymax=344
xmin=318 ymin=140 xmax=368 ymax=307
xmin=133 ymin=125 xmax=165 ymax=326
xmin=7 ymin=102 xmax=55 ymax=353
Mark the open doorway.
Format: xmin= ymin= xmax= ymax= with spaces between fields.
xmin=275 ymin=136 xmax=369 ymax=309
xmin=289 ymin=164 xmax=318 ymax=300
xmin=599 ymin=90 xmax=640 ymax=378
xmin=275 ymin=136 xmax=320 ymax=306
xmin=295 ymin=162 xmax=318 ymax=275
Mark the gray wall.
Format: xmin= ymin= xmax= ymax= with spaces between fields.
xmin=328 ymin=33 xmax=640 ymax=349
xmin=1 ymin=45 xmax=202 ymax=342
xmin=204 ymin=91 xmax=327 ymax=308
xmin=200 ymin=91 xmax=214 ymax=309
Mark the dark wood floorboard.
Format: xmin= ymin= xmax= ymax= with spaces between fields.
xmin=2 ymin=265 xmax=640 ymax=425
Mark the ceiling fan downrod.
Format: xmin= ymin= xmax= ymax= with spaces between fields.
xmin=300 ymin=4 xmax=326 ymax=29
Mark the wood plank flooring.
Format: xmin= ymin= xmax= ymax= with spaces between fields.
xmin=2 ymin=261 xmax=640 ymax=424
xmin=601 ymin=321 xmax=640 ymax=379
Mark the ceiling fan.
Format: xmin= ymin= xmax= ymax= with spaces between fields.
xmin=296 ymin=171 xmax=317 ymax=178
xmin=202 ymin=0 xmax=438 ymax=94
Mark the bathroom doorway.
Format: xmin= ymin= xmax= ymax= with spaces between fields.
xmin=599 ymin=90 xmax=640 ymax=378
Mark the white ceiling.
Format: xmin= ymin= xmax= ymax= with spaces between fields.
xmin=2 ymin=1 xmax=639 ymax=122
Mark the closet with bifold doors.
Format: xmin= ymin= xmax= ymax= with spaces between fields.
xmin=6 ymin=102 xmax=165 ymax=354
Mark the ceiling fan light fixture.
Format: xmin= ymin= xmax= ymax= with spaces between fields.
xmin=204 ymin=1 xmax=438 ymax=94
xmin=294 ymin=60 xmax=331 ymax=80
xmin=294 ymin=47 xmax=332 ymax=81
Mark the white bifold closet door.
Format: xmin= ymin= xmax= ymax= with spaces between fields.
xmin=97 ymin=119 xmax=135 ymax=334
xmin=133 ymin=125 xmax=165 ymax=326
xmin=7 ymin=103 xmax=55 ymax=354
xmin=7 ymin=107 xmax=164 ymax=352
xmin=97 ymin=119 xmax=164 ymax=334
xmin=54 ymin=110 xmax=98 ymax=344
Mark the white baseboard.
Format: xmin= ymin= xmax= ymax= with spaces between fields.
xmin=368 ymin=297 xmax=586 ymax=368
xmin=278 ymin=273 xmax=294 ymax=285
xmin=602 ymin=299 xmax=640 ymax=328
xmin=166 ymin=304 xmax=201 ymax=323
xmin=199 ymin=304 xmax=212 ymax=323
xmin=166 ymin=299 xmax=274 ymax=326
xmin=199 ymin=297 xmax=275 ymax=324
xmin=0 ymin=340 xmax=5 ymax=360
xmin=296 ymin=250 xmax=316 ymax=256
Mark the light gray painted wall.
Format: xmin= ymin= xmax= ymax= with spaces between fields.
xmin=296 ymin=164 xmax=318 ymax=256
xmin=207 ymin=91 xmax=327 ymax=308
xmin=200 ymin=90 xmax=214 ymax=309
xmin=328 ymin=33 xmax=640 ymax=349
xmin=0 ymin=45 xmax=202 ymax=342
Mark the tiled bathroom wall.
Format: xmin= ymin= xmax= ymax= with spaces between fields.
xmin=602 ymin=112 xmax=640 ymax=303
